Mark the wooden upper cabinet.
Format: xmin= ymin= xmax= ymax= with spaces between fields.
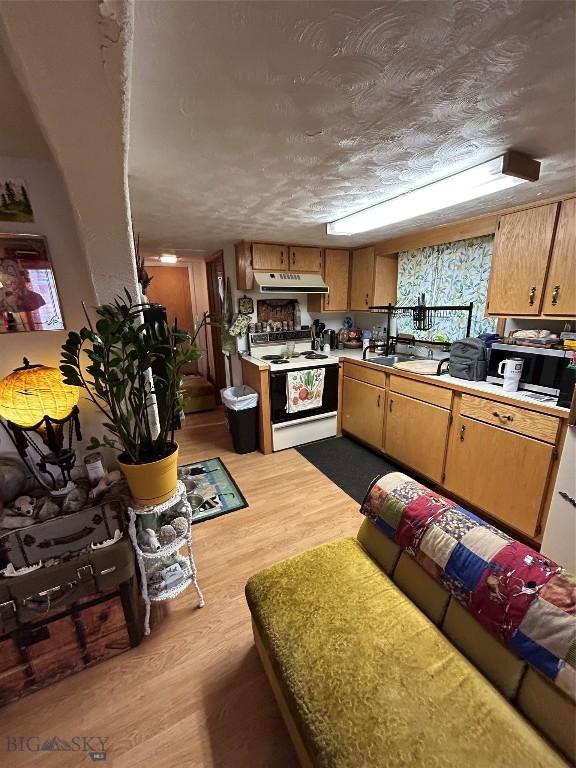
xmin=309 ymin=249 xmax=349 ymax=312
xmin=486 ymin=203 xmax=558 ymax=315
xmin=252 ymin=243 xmax=288 ymax=271
xmin=350 ymin=246 xmax=375 ymax=310
xmin=290 ymin=246 xmax=322 ymax=273
xmin=542 ymin=198 xmax=576 ymax=316
xmin=373 ymin=254 xmax=398 ymax=307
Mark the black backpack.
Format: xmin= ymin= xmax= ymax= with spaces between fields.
xmin=438 ymin=338 xmax=487 ymax=381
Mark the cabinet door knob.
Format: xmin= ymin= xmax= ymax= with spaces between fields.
xmin=377 ymin=394 xmax=381 ymax=408
xmin=493 ymin=410 xmax=513 ymax=423
xmin=280 ymin=250 xmax=284 ymax=264
xmin=389 ymin=398 xmax=393 ymax=412
xmin=551 ymin=284 xmax=561 ymax=306
xmin=529 ymin=286 xmax=537 ymax=305
xmin=459 ymin=424 xmax=466 ymax=442
xmin=365 ymin=293 xmax=369 ymax=305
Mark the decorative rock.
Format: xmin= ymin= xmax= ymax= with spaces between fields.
xmin=90 ymin=470 xmax=123 ymax=499
xmin=0 ymin=457 xmax=29 ymax=503
xmin=62 ymin=483 xmax=89 ymax=513
xmin=158 ymin=524 xmax=177 ymax=545
xmin=35 ymin=496 xmax=61 ymax=521
xmin=171 ymin=516 xmax=188 ymax=536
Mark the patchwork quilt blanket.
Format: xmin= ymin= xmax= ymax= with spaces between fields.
xmin=361 ymin=472 xmax=576 ymax=702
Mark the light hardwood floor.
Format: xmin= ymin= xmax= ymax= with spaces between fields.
xmin=1 ymin=409 xmax=360 ymax=767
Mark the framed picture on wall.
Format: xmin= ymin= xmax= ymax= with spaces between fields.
xmin=0 ymin=178 xmax=34 ymax=222
xmin=0 ymin=234 xmax=65 ymax=333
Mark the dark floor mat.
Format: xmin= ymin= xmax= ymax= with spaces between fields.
xmin=296 ymin=436 xmax=401 ymax=504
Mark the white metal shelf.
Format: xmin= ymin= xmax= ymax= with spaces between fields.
xmin=127 ymin=482 xmax=204 ymax=635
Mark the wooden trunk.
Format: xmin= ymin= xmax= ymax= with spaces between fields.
xmin=0 ymin=578 xmax=141 ymax=707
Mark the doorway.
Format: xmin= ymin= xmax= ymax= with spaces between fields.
xmin=206 ymin=251 xmax=227 ymax=396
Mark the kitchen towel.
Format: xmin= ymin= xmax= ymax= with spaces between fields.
xmin=286 ymin=368 xmax=325 ymax=413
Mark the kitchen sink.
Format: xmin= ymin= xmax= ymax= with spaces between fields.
xmin=367 ymin=354 xmax=417 ymax=367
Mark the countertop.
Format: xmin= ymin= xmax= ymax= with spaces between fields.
xmin=339 ymin=348 xmax=570 ymax=417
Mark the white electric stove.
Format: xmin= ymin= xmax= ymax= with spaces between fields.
xmin=247 ymin=330 xmax=340 ymax=451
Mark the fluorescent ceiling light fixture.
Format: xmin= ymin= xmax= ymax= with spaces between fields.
xmin=159 ymin=254 xmax=179 ymax=264
xmin=327 ymin=151 xmax=540 ymax=236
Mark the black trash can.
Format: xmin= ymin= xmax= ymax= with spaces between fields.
xmin=221 ymin=386 xmax=259 ymax=454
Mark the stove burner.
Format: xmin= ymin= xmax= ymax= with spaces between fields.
xmin=303 ymin=353 xmax=328 ymax=360
xmin=270 ymin=358 xmax=290 ymax=364
xmin=261 ymin=355 xmax=283 ymax=360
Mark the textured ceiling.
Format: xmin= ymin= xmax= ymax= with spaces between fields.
xmin=129 ymin=0 xmax=576 ymax=255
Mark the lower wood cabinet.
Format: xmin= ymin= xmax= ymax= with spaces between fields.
xmin=444 ymin=415 xmax=554 ymax=537
xmin=384 ymin=393 xmax=450 ymax=484
xmin=342 ymin=376 xmax=384 ymax=449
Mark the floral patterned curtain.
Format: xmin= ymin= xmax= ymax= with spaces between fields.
xmin=396 ymin=235 xmax=498 ymax=342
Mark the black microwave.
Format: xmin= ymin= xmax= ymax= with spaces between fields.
xmin=487 ymin=343 xmax=571 ymax=396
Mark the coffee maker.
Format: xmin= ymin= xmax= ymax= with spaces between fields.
xmin=323 ymin=329 xmax=337 ymax=350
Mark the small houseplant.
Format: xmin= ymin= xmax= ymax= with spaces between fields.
xmin=60 ymin=291 xmax=203 ymax=505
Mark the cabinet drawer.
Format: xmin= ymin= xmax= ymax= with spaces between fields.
xmin=460 ymin=394 xmax=559 ymax=443
xmin=342 ymin=362 xmax=386 ymax=389
xmin=389 ymin=375 xmax=452 ymax=409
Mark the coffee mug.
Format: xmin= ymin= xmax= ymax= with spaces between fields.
xmin=498 ymin=357 xmax=524 ymax=392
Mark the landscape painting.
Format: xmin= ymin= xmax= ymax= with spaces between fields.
xmin=0 ymin=178 xmax=34 ymax=222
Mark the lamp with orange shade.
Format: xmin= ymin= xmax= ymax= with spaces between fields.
xmin=0 ymin=358 xmax=82 ymax=492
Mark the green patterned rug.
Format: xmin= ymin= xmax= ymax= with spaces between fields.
xmin=178 ymin=457 xmax=247 ymax=524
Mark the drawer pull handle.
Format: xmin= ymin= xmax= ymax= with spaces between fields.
xmin=459 ymin=425 xmax=466 ymax=442
xmin=493 ymin=411 xmax=514 ymax=423
xmin=551 ymin=284 xmax=560 ymax=305
xmin=365 ymin=293 xmax=369 ymax=305
xmin=529 ymin=286 xmax=537 ymax=305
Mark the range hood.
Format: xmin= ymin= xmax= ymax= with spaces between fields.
xmin=253 ymin=272 xmax=329 ymax=294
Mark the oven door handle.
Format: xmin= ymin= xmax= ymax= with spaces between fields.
xmin=269 ymin=364 xmax=340 ymax=379
xmin=273 ymin=411 xmax=338 ymax=429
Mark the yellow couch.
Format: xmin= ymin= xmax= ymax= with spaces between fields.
xmin=246 ymin=520 xmax=575 ymax=767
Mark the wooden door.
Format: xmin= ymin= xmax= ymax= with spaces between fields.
xmin=289 ymin=246 xmax=322 ymax=273
xmin=444 ymin=415 xmax=554 ymax=537
xmin=323 ymin=249 xmax=349 ymax=311
xmin=373 ymin=254 xmax=398 ymax=308
xmin=146 ymin=266 xmax=194 ymax=331
xmin=349 ymin=246 xmax=375 ymax=311
xmin=542 ymin=198 xmax=576 ymax=316
xmin=384 ymin=393 xmax=450 ymax=483
xmin=486 ymin=203 xmax=558 ymax=315
xmin=252 ymin=243 xmax=287 ymax=271
xmin=341 ymin=376 xmax=384 ymax=449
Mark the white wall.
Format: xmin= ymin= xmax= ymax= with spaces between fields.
xmin=0 ymin=155 xmax=108 ymax=456
xmin=0 ymin=0 xmax=139 ymax=306
xmin=0 ymin=1 xmax=139 ymax=466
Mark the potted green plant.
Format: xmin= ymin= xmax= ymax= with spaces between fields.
xmin=60 ymin=291 xmax=203 ymax=505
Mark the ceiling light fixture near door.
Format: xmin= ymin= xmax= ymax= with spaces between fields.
xmin=327 ymin=151 xmax=541 ymax=236
xmin=159 ymin=254 xmax=179 ymax=264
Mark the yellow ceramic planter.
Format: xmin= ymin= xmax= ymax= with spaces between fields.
xmin=118 ymin=444 xmax=179 ymax=506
